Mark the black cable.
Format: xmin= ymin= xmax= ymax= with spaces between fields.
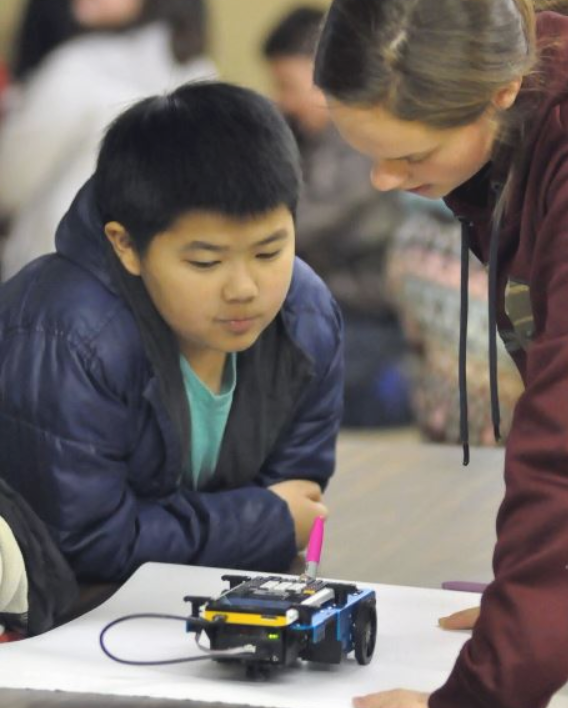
xmin=99 ymin=613 xmax=254 ymax=666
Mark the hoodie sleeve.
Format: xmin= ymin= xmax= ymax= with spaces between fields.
xmin=430 ymin=105 xmax=568 ymax=708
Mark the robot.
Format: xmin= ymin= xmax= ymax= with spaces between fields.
xmin=184 ymin=573 xmax=377 ymax=675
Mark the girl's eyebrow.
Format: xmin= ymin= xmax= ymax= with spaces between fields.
xmin=182 ymin=228 xmax=289 ymax=253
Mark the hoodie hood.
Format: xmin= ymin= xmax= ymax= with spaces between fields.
xmin=54 ymin=177 xmax=117 ymax=295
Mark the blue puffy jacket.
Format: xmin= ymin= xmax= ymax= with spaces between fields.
xmin=0 ymin=180 xmax=344 ymax=582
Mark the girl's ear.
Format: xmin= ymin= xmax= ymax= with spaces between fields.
xmin=492 ymin=78 xmax=522 ymax=111
xmin=104 ymin=221 xmax=142 ymax=276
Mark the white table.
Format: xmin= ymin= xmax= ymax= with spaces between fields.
xmin=0 ymin=562 xmax=566 ymax=708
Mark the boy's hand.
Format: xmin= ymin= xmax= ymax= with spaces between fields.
xmin=268 ymin=480 xmax=328 ymax=550
xmin=353 ymin=689 xmax=429 ymax=708
xmin=438 ymin=606 xmax=480 ymax=630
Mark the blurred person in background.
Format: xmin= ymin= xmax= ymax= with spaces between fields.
xmin=263 ymin=7 xmax=414 ymax=428
xmin=0 ymin=57 xmax=8 ymax=124
xmin=0 ymin=0 xmax=216 ymax=281
xmin=10 ymin=0 xmax=83 ymax=83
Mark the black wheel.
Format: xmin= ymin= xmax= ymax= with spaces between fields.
xmin=352 ymin=599 xmax=377 ymax=665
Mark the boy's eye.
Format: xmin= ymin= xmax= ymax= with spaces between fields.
xmin=256 ymin=250 xmax=281 ymax=261
xmin=188 ymin=260 xmax=220 ymax=269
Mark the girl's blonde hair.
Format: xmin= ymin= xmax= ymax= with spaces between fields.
xmin=314 ymin=0 xmax=564 ymax=127
xmin=314 ymin=0 xmax=568 ymax=206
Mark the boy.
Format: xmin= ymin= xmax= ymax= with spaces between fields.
xmin=0 ymin=81 xmax=343 ymax=583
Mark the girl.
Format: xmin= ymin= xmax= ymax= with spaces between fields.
xmin=0 ymin=82 xmax=342 ymax=584
xmin=0 ymin=0 xmax=215 ymax=280
xmin=315 ymin=1 xmax=568 ymax=707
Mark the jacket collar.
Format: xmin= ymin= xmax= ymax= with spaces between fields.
xmin=55 ymin=178 xmax=118 ymax=295
xmin=208 ymin=315 xmax=314 ymax=491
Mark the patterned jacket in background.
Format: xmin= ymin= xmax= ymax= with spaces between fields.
xmin=388 ymin=212 xmax=523 ymax=445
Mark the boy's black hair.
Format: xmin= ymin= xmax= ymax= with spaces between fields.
xmin=263 ymin=6 xmax=325 ymax=59
xmin=95 ymin=81 xmax=301 ymax=252
xmin=94 ymin=81 xmax=302 ymax=468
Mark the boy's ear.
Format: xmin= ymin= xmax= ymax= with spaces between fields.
xmin=104 ymin=221 xmax=142 ymax=276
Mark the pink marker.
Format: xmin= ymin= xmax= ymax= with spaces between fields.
xmin=303 ymin=516 xmax=325 ymax=579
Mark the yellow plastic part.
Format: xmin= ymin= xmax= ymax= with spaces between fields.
xmin=202 ymin=610 xmax=293 ymax=627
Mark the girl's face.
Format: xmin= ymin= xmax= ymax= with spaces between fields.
xmin=328 ymin=100 xmax=499 ymax=199
xmin=113 ymin=207 xmax=295 ymax=368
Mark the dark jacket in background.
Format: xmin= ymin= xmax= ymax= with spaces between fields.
xmin=295 ymin=122 xmax=407 ymax=321
xmin=0 ymin=180 xmax=344 ymax=583
xmin=294 ymin=122 xmax=413 ymax=427
xmin=0 ymin=479 xmax=78 ymax=635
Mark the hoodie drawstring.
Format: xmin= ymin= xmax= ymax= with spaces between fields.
xmin=458 ymin=218 xmax=470 ymax=466
xmin=488 ymin=209 xmax=502 ymax=444
xmin=458 ymin=201 xmax=502 ymax=466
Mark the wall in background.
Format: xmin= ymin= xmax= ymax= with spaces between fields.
xmin=0 ymin=0 xmax=330 ymax=92
xmin=0 ymin=0 xmax=21 ymax=63
xmin=209 ymin=0 xmax=329 ymax=92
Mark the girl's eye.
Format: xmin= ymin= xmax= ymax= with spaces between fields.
xmin=256 ymin=250 xmax=281 ymax=261
xmin=188 ymin=260 xmax=220 ymax=269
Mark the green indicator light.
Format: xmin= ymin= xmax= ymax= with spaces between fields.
xmin=268 ymin=633 xmax=279 ymax=640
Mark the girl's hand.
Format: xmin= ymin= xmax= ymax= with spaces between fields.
xmin=353 ymin=689 xmax=429 ymax=708
xmin=438 ymin=606 xmax=480 ymax=630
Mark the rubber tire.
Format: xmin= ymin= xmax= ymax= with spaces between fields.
xmin=353 ymin=599 xmax=377 ymax=665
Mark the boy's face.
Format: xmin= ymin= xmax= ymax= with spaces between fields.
xmin=124 ymin=207 xmax=295 ymax=362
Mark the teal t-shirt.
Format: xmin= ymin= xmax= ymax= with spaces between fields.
xmin=180 ymin=353 xmax=237 ymax=489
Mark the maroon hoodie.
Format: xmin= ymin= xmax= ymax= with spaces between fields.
xmin=431 ymin=11 xmax=568 ymax=708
